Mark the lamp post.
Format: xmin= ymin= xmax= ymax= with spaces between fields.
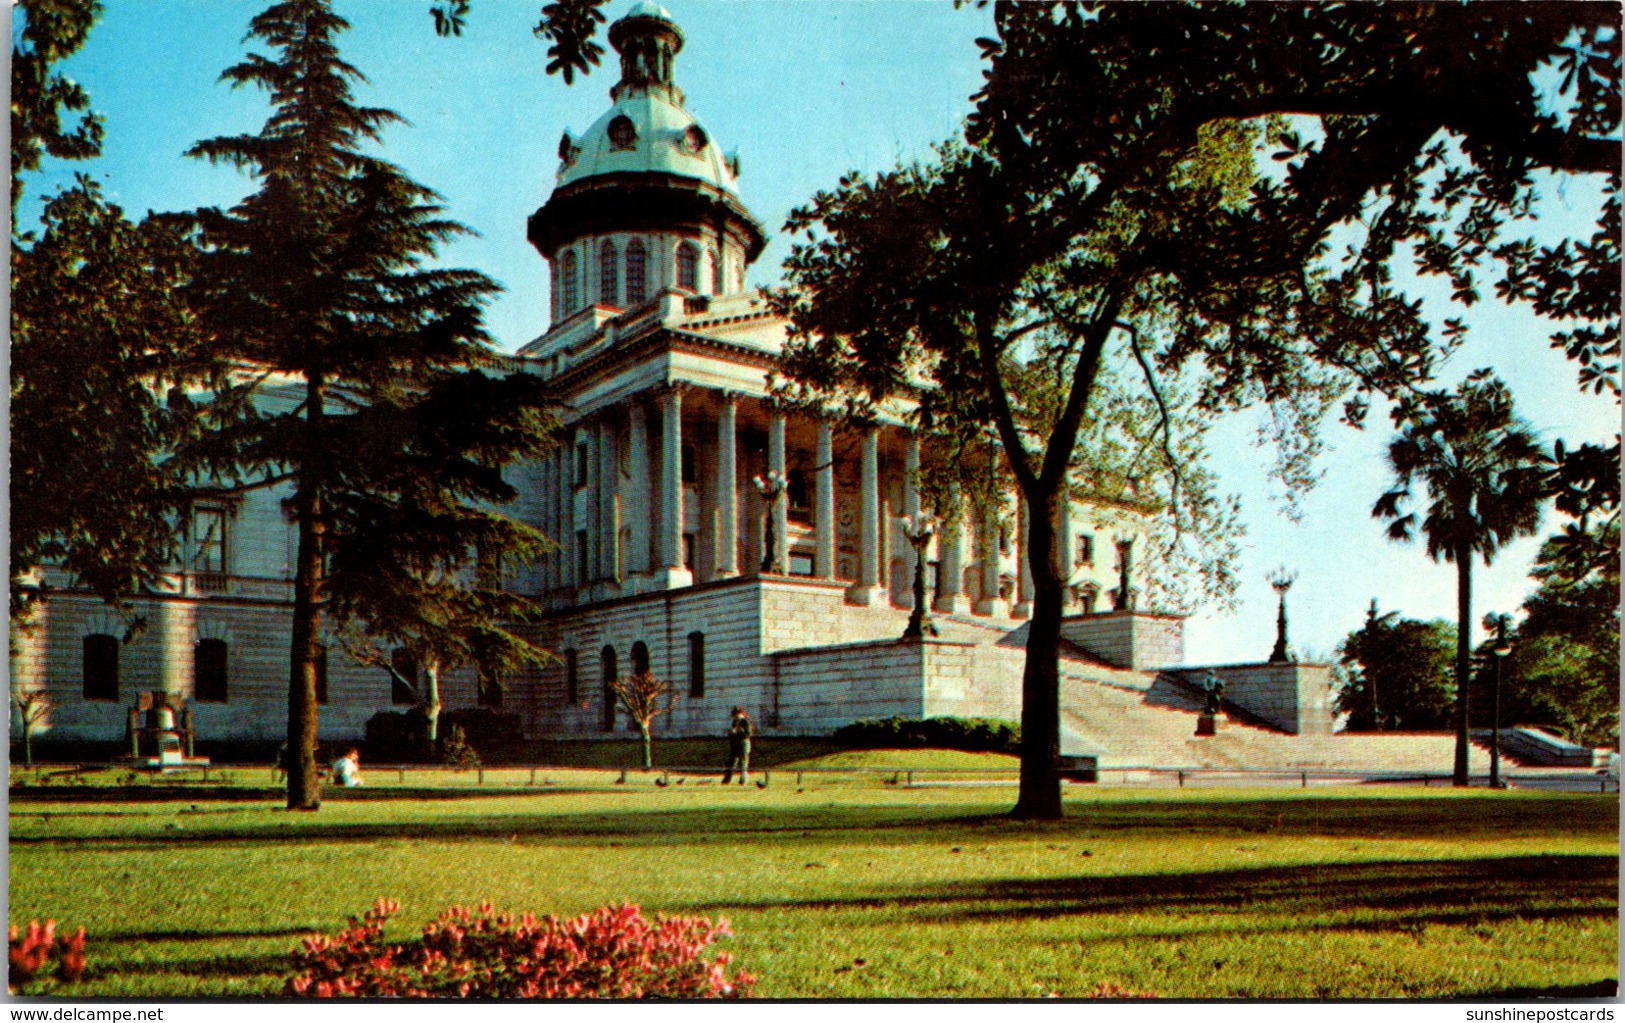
xmin=899 ymin=513 xmax=939 ymax=639
xmin=1267 ymin=568 xmax=1297 ymax=663
xmin=753 ymin=471 xmax=787 ymax=575
xmin=1488 ymin=615 xmax=1513 ymax=789
xmin=1113 ymin=536 xmax=1135 ymax=611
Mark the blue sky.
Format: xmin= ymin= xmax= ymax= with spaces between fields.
xmin=15 ymin=1 xmax=1619 ymax=668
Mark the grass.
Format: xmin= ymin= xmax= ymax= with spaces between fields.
xmin=8 ymin=784 xmax=1618 ymax=999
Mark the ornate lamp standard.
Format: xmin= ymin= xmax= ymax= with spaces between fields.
xmin=1488 ymin=614 xmax=1513 ymax=789
xmin=1267 ymin=568 xmax=1297 ymax=663
xmin=753 ymin=471 xmax=788 ymax=575
xmin=1113 ymin=536 xmax=1135 ymax=611
xmin=898 ymin=513 xmax=939 ymax=639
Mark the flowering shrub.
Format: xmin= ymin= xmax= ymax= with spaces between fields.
xmin=286 ymin=899 xmax=754 ymax=999
xmin=8 ymin=920 xmax=87 ymax=992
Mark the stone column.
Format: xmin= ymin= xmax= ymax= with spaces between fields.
xmin=901 ymin=436 xmax=921 ymax=608
xmin=627 ymin=400 xmax=652 ymax=586
xmin=1056 ymin=492 xmax=1076 ymax=613
xmin=815 ymin=419 xmax=835 ymax=579
xmin=715 ymin=392 xmax=739 ymax=578
xmin=975 ymin=498 xmax=1008 ymax=617
xmin=934 ymin=497 xmax=971 ymax=614
xmin=658 ymin=385 xmax=693 ymax=589
xmin=582 ymin=427 xmax=599 ymax=590
xmin=767 ymin=412 xmax=788 ymax=574
xmin=1012 ymin=495 xmax=1034 ymax=619
xmin=849 ymin=427 xmax=885 ymax=606
xmin=598 ymin=417 xmax=621 ymax=587
xmin=559 ymin=441 xmax=575 ymax=590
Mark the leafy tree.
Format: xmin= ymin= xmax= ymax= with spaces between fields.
xmin=332 ymin=523 xmax=554 ymax=748
xmin=772 ymin=3 xmax=1616 ymax=819
xmin=10 ymin=0 xmax=104 ymax=218
xmin=12 ymin=688 xmax=53 ymax=767
xmin=428 ymin=0 xmax=608 ymax=83
xmin=1374 ymin=372 xmax=1547 ymax=785
xmin=10 ymin=180 xmax=209 ymax=622
xmin=1333 ymin=602 xmax=1456 ymax=732
xmin=184 ymin=0 xmax=555 ymax=810
xmin=1505 ymin=523 xmax=1620 ymax=748
xmin=609 ymin=671 xmax=676 ymax=770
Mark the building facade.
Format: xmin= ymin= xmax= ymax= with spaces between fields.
xmin=12 ymin=4 xmax=1337 ymax=757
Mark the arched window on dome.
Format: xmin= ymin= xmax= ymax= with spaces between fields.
xmin=599 ymin=241 xmax=619 ymax=307
xmin=561 ymin=249 xmax=580 ymax=315
xmin=709 ymin=246 xmax=723 ymax=295
xmin=626 ymin=239 xmax=647 ymax=305
xmin=676 ymin=241 xmax=698 ymax=293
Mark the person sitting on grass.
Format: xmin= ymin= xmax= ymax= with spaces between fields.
xmin=331 ymin=748 xmax=364 ymax=787
xmin=722 ymin=707 xmax=753 ymax=785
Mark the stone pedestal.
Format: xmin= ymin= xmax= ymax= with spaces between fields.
xmin=1195 ymin=712 xmax=1224 ymax=737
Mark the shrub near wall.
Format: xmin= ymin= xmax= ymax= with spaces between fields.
xmin=832 ymin=716 xmax=1020 ymax=754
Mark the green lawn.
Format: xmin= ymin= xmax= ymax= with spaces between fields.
xmin=9 ymin=785 xmax=1617 ymax=999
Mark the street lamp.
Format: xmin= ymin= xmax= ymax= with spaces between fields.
xmin=753 ymin=471 xmax=788 ymax=575
xmin=1267 ymin=568 xmax=1297 ymax=663
xmin=1488 ymin=615 xmax=1513 ymax=789
xmin=898 ymin=513 xmax=939 ymax=639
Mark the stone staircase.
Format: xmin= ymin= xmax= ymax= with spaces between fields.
xmin=827 ymin=600 xmax=1491 ymax=774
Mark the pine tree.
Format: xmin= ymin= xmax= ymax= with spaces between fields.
xmin=186 ymin=0 xmax=554 ymax=810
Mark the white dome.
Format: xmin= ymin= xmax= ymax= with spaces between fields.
xmin=557 ymin=90 xmax=739 ymax=193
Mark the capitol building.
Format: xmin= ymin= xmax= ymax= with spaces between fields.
xmin=14 ymin=4 xmax=1370 ymax=770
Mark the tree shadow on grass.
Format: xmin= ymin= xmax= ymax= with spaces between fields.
xmin=93 ymin=926 xmax=313 ymax=945
xmin=11 ymin=795 xmax=1616 ymax=853
xmin=682 ymin=854 xmax=1619 ymax=932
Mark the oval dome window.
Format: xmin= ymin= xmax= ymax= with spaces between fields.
xmin=608 ymin=115 xmax=638 ymax=150
xmin=681 ymin=124 xmax=708 ymax=154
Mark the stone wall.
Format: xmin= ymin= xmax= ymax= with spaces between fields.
xmin=774 ymin=639 xmax=930 ymax=734
xmin=1172 ymin=662 xmax=1335 ymax=735
xmin=1060 ymin=611 xmax=1185 ymax=670
xmin=9 ymin=592 xmax=478 ymax=745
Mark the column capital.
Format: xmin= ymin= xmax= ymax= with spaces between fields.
xmin=715 ymin=387 xmax=742 ymax=405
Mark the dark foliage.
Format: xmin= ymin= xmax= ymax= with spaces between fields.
xmin=833 ymin=716 xmax=1021 ymax=755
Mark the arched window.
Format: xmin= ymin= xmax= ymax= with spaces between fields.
xmin=561 ymin=249 xmax=580 ymax=315
xmin=598 ymin=241 xmax=619 ymax=307
xmin=82 ymin=634 xmax=119 ymax=702
xmin=626 ymin=239 xmax=647 ymax=305
xmin=675 ymin=242 xmax=698 ymax=292
xmin=194 ymin=638 xmax=228 ymax=703
xmin=600 ymin=645 xmax=618 ymax=732
xmin=687 ymin=631 xmax=705 ymax=698
xmin=709 ymin=247 xmax=723 ymax=294
xmin=631 ymin=640 xmax=650 ymax=675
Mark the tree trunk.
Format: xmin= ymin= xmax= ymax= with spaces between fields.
xmin=423 ymin=660 xmax=442 ymax=746
xmin=1012 ymin=487 xmax=1064 ymax=820
xmin=639 ymin=722 xmax=653 ymax=771
xmin=1452 ymin=543 xmax=1473 ymax=787
xmin=286 ymin=375 xmax=326 ymax=811
xmin=23 ymin=725 xmax=33 ymax=768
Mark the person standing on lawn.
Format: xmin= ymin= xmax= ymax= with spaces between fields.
xmin=722 ymin=707 xmax=753 ymax=785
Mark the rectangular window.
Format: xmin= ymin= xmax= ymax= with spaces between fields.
xmin=1077 ymin=534 xmax=1095 ymax=567
xmin=682 ymin=533 xmax=696 ymax=571
xmin=82 ymin=634 xmax=119 ymax=702
xmin=681 ymin=444 xmax=697 ymax=484
xmin=687 ymin=631 xmax=705 ymax=698
xmin=576 ymin=529 xmax=590 ymax=583
xmin=574 ymin=441 xmax=590 ymax=487
xmin=194 ymin=639 xmax=228 ymax=703
xmin=390 ymin=648 xmax=418 ymax=705
xmin=192 ymin=506 xmax=229 ymax=575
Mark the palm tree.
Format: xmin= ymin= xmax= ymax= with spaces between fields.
xmin=1373 ymin=371 xmax=1547 ymax=786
